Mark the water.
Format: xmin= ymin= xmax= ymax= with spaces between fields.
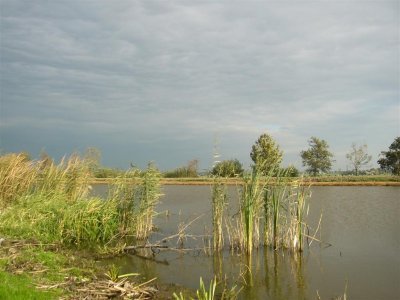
xmin=96 ymin=185 xmax=400 ymax=300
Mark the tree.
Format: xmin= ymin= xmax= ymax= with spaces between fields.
xmin=163 ymin=159 xmax=199 ymax=178
xmin=280 ymin=165 xmax=300 ymax=177
xmin=346 ymin=143 xmax=372 ymax=175
xmin=250 ymin=133 xmax=283 ymax=175
xmin=300 ymin=137 xmax=334 ymax=176
xmin=187 ymin=159 xmax=199 ymax=177
xmin=211 ymin=159 xmax=244 ymax=177
xmin=377 ymin=137 xmax=400 ymax=175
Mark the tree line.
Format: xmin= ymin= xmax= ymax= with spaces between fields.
xmin=213 ymin=134 xmax=399 ymax=177
xmin=6 ymin=136 xmax=399 ymax=178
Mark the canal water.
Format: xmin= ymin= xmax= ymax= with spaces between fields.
xmin=95 ymin=185 xmax=400 ymax=300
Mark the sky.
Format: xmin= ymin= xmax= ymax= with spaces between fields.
xmin=0 ymin=0 xmax=399 ymax=172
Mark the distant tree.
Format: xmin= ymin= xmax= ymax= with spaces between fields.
xmin=187 ymin=159 xmax=199 ymax=177
xmin=212 ymin=159 xmax=244 ymax=177
xmin=377 ymin=137 xmax=400 ymax=175
xmin=300 ymin=137 xmax=334 ymax=176
xmin=346 ymin=143 xmax=372 ymax=175
xmin=280 ymin=165 xmax=300 ymax=177
xmin=163 ymin=159 xmax=199 ymax=178
xmin=250 ymin=133 xmax=283 ymax=175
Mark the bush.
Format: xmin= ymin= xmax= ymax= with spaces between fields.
xmin=211 ymin=159 xmax=244 ymax=177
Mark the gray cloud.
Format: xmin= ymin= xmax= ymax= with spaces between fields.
xmin=1 ymin=0 xmax=398 ymax=170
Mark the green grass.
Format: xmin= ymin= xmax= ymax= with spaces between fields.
xmin=0 ymin=271 xmax=61 ymax=300
xmin=0 ymin=153 xmax=162 ymax=251
xmin=0 ymin=244 xmax=92 ymax=300
xmin=0 ymin=193 xmax=125 ymax=249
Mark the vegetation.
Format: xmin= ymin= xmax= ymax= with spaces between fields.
xmin=164 ymin=159 xmax=199 ymax=178
xmin=378 ymin=137 xmax=400 ymax=175
xmin=0 ymin=241 xmax=157 ymax=299
xmin=250 ymin=133 xmax=283 ymax=175
xmin=279 ymin=165 xmax=300 ymax=177
xmin=211 ymin=159 xmax=244 ymax=177
xmin=239 ymin=169 xmax=267 ymax=254
xmin=211 ymin=179 xmax=228 ymax=251
xmin=300 ymin=137 xmax=334 ymax=175
xmin=0 ymin=152 xmax=161 ymax=249
xmin=173 ymin=276 xmax=241 ymax=300
xmin=346 ymin=143 xmax=372 ymax=175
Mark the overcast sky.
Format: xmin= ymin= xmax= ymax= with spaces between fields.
xmin=0 ymin=0 xmax=399 ymax=171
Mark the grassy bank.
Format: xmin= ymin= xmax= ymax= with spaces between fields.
xmin=0 ymin=239 xmax=160 ymax=299
xmin=0 ymin=153 xmax=163 ymax=298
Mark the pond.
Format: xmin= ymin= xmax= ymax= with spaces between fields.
xmin=95 ymin=185 xmax=400 ymax=300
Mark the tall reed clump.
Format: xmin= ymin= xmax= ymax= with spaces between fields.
xmin=286 ymin=181 xmax=310 ymax=251
xmin=0 ymin=153 xmax=91 ymax=208
xmin=212 ymin=178 xmax=228 ymax=251
xmin=263 ymin=173 xmax=311 ymax=251
xmin=263 ymin=173 xmax=288 ymax=249
xmin=0 ymin=152 xmax=161 ymax=250
xmin=107 ymin=162 xmax=162 ymax=241
xmin=35 ymin=154 xmax=91 ymax=202
xmin=239 ymin=168 xmax=268 ymax=254
xmin=0 ymin=193 xmax=123 ymax=248
xmin=136 ymin=162 xmax=162 ymax=240
xmin=0 ymin=153 xmax=37 ymax=207
xmin=108 ymin=169 xmax=141 ymax=235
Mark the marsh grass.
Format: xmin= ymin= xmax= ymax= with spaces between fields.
xmin=173 ymin=276 xmax=241 ymax=300
xmin=263 ymin=175 xmax=311 ymax=251
xmin=136 ymin=162 xmax=162 ymax=240
xmin=0 ymin=153 xmax=162 ymax=251
xmin=0 ymin=153 xmax=91 ymax=208
xmin=212 ymin=178 xmax=228 ymax=251
xmin=222 ymin=166 xmax=313 ymax=253
xmin=0 ymin=154 xmax=37 ymax=207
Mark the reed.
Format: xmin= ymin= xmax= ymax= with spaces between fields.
xmin=35 ymin=154 xmax=91 ymax=202
xmin=263 ymin=173 xmax=288 ymax=249
xmin=0 ymin=152 xmax=161 ymax=251
xmin=293 ymin=183 xmax=309 ymax=251
xmin=212 ymin=178 xmax=227 ymax=251
xmin=0 ymin=153 xmax=37 ymax=207
xmin=173 ymin=276 xmax=241 ymax=300
xmin=239 ymin=169 xmax=265 ymax=254
xmin=136 ymin=162 xmax=162 ymax=240
xmin=263 ymin=173 xmax=311 ymax=251
xmin=0 ymin=153 xmax=92 ymax=208
xmin=108 ymin=169 xmax=141 ymax=235
xmin=0 ymin=193 xmax=123 ymax=248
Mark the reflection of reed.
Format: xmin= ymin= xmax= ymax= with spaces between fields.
xmin=291 ymin=252 xmax=307 ymax=300
xmin=213 ymin=252 xmax=223 ymax=282
xmin=261 ymin=248 xmax=308 ymax=300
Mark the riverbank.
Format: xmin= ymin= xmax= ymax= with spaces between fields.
xmin=90 ymin=175 xmax=400 ymax=186
xmin=0 ymin=238 xmax=194 ymax=299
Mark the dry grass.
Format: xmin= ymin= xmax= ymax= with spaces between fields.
xmin=0 ymin=153 xmax=162 ymax=250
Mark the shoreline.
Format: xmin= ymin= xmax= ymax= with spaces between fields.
xmin=89 ymin=178 xmax=400 ymax=186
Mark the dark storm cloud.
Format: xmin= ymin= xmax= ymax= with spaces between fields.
xmin=1 ymin=1 xmax=398 ymax=169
